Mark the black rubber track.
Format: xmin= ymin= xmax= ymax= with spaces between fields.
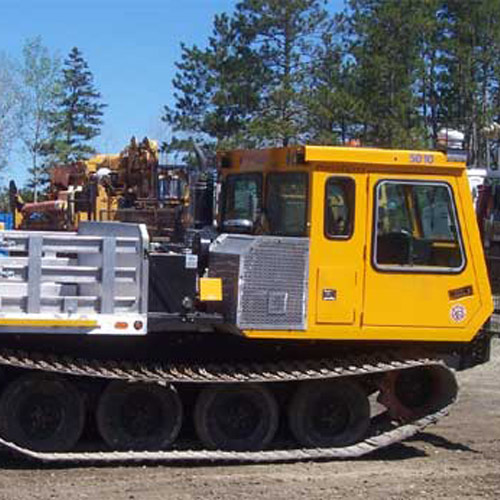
xmin=0 ymin=347 xmax=458 ymax=464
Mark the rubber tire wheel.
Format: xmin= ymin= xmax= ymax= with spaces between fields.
xmin=96 ymin=381 xmax=183 ymax=451
xmin=0 ymin=373 xmax=85 ymax=452
xmin=288 ymin=380 xmax=370 ymax=448
xmin=194 ymin=384 xmax=279 ymax=451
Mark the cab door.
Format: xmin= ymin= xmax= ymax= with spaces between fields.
xmin=363 ymin=174 xmax=481 ymax=328
xmin=310 ymin=171 xmax=366 ymax=327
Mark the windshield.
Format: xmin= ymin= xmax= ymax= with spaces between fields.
xmin=222 ymin=174 xmax=263 ymax=227
xmin=266 ymin=172 xmax=308 ymax=236
xmin=222 ymin=171 xmax=308 ymax=236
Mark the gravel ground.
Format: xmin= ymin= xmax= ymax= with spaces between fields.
xmin=0 ymin=339 xmax=499 ymax=500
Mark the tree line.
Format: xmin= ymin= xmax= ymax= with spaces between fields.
xmin=0 ymin=39 xmax=105 ymax=202
xmin=2 ymin=0 xmax=499 ymax=205
xmin=164 ymin=0 xmax=500 ymax=167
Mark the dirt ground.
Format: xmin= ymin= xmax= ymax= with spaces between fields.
xmin=0 ymin=340 xmax=499 ymax=500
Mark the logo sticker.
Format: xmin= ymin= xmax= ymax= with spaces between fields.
xmin=450 ymin=304 xmax=467 ymax=323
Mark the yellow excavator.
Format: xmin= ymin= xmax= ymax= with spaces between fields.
xmin=0 ymin=143 xmax=493 ymax=464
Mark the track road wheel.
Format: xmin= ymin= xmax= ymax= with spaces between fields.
xmin=0 ymin=373 xmax=85 ymax=452
xmin=194 ymin=384 xmax=279 ymax=451
xmin=378 ymin=365 xmax=458 ymax=421
xmin=288 ymin=379 xmax=370 ymax=448
xmin=96 ymin=381 xmax=182 ymax=451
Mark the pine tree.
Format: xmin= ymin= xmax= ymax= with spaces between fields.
xmin=438 ymin=0 xmax=500 ymax=165
xmin=303 ymin=23 xmax=362 ymax=145
xmin=163 ymin=12 xmax=262 ymax=158
xmin=46 ymin=47 xmax=106 ymax=163
xmin=413 ymin=0 xmax=442 ymax=147
xmin=344 ymin=0 xmax=427 ymax=148
xmin=164 ymin=0 xmax=331 ymax=150
xmin=232 ymin=0 xmax=331 ymax=146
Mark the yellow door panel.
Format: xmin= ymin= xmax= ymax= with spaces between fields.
xmin=308 ymin=170 xmax=366 ymax=331
xmin=316 ymin=267 xmax=356 ymax=324
xmin=363 ymin=274 xmax=480 ymax=327
xmin=363 ymin=173 xmax=482 ymax=329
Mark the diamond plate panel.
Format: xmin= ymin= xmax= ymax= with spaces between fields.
xmin=209 ymin=235 xmax=309 ymax=330
xmin=238 ymin=237 xmax=309 ymax=330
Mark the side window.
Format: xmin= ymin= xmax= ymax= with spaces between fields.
xmin=325 ymin=177 xmax=355 ymax=238
xmin=374 ymin=181 xmax=465 ymax=271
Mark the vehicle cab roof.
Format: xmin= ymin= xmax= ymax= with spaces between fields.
xmin=217 ymin=145 xmax=466 ymax=175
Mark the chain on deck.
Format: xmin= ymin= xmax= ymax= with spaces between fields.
xmin=0 ymin=347 xmax=456 ymax=464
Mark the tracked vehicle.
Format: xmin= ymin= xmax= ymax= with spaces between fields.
xmin=0 ymin=145 xmax=493 ymax=464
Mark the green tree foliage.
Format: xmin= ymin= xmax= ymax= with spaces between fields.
xmin=438 ymin=0 xmax=500 ymax=165
xmin=163 ymin=12 xmax=263 ymax=158
xmin=18 ymin=36 xmax=60 ymax=201
xmin=165 ymin=0 xmax=500 ymax=161
xmin=412 ymin=0 xmax=442 ymax=146
xmin=164 ymin=0 xmax=330 ymax=151
xmin=344 ymin=0 xmax=430 ymax=148
xmin=234 ymin=0 xmax=330 ymax=146
xmin=46 ymin=47 xmax=106 ymax=163
xmin=0 ymin=53 xmax=20 ymax=172
xmin=304 ymin=26 xmax=362 ymax=145
xmin=322 ymin=0 xmax=500 ymax=154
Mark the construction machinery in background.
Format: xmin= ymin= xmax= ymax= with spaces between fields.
xmin=464 ymin=123 xmax=500 ymax=332
xmin=8 ymin=137 xmax=210 ymax=240
xmin=433 ymin=126 xmax=500 ymax=335
xmin=0 ymin=143 xmax=493 ymax=464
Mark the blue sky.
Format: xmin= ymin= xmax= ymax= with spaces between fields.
xmin=0 ymin=0 xmax=344 ymax=186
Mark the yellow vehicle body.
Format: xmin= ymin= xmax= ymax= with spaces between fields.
xmin=0 ymin=144 xmax=493 ymax=462
xmin=218 ymin=145 xmax=493 ymax=343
